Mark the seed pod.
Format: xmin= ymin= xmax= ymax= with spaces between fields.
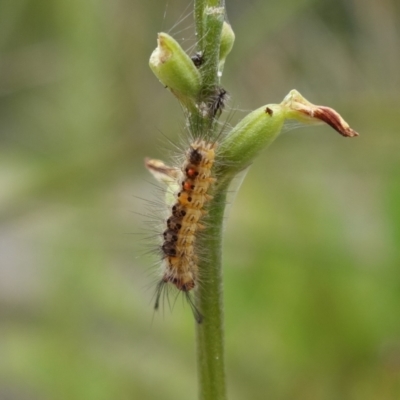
xmin=149 ymin=33 xmax=202 ymax=102
xmin=220 ymin=104 xmax=285 ymax=175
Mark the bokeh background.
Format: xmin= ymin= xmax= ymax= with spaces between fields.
xmin=1 ymin=0 xmax=400 ymax=399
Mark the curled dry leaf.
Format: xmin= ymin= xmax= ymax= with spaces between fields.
xmin=145 ymin=158 xmax=181 ymax=184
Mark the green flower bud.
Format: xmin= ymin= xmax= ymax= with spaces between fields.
xmin=218 ymin=22 xmax=235 ymax=75
xmin=219 ymin=104 xmax=285 ymax=176
xmin=149 ymin=33 xmax=201 ymax=102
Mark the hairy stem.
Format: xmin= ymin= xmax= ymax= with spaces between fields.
xmin=194 ymin=0 xmax=205 ymax=51
xmin=194 ymin=0 xmax=227 ymax=399
xmin=195 ymin=0 xmax=225 ymax=52
xmin=191 ymin=0 xmax=224 ymax=137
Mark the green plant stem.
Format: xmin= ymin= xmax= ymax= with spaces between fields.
xmin=191 ymin=0 xmax=224 ymax=138
xmin=194 ymin=0 xmax=205 ymax=51
xmin=193 ymin=1 xmax=227 ymax=399
xmin=195 ymin=181 xmax=229 ymax=400
xmin=195 ymin=0 xmax=224 ymax=52
xmin=201 ymin=7 xmax=224 ymax=91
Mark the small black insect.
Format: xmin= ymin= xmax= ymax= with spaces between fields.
xmin=209 ymin=87 xmax=229 ymax=118
xmin=191 ymin=51 xmax=204 ymax=67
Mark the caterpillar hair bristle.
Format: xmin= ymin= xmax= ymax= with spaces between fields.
xmin=154 ymin=279 xmax=203 ymax=324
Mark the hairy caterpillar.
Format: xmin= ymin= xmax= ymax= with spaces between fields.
xmin=146 ymin=138 xmax=218 ymax=323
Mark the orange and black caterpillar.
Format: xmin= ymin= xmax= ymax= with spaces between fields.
xmin=146 ymin=140 xmax=216 ymax=323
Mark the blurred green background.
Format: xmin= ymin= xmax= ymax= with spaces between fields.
xmin=1 ymin=0 xmax=400 ymax=399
